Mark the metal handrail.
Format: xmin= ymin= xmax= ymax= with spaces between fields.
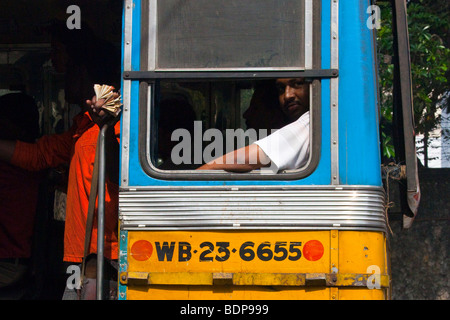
xmin=96 ymin=123 xmax=108 ymax=300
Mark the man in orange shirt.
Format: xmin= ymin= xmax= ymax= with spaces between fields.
xmin=0 ymin=94 xmax=120 ymax=299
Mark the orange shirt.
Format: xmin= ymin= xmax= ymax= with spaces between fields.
xmin=11 ymin=112 xmax=120 ymax=263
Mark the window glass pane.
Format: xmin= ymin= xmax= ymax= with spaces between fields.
xmin=157 ymin=0 xmax=305 ymax=69
xmin=152 ymin=78 xmax=311 ymax=174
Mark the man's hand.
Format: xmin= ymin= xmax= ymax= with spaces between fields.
xmin=86 ymin=92 xmax=121 ymax=184
xmin=86 ymin=92 xmax=121 ymax=127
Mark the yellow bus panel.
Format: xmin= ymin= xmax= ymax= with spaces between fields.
xmin=121 ymin=230 xmax=390 ymax=300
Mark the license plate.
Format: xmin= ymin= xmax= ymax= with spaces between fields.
xmin=127 ymin=231 xmax=330 ymax=274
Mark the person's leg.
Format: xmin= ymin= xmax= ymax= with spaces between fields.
xmin=0 ymin=259 xmax=28 ymax=288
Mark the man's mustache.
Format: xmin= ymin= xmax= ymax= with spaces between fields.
xmin=283 ymin=100 xmax=303 ymax=109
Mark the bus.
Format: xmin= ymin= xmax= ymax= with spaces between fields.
xmin=110 ymin=0 xmax=420 ymax=300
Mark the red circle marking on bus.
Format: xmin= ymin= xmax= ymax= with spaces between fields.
xmin=303 ymin=240 xmax=324 ymax=261
xmin=130 ymin=240 xmax=153 ymax=261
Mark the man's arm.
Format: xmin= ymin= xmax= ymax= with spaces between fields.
xmin=1 ymin=130 xmax=74 ymax=171
xmin=197 ymin=144 xmax=270 ymax=172
xmin=198 ymin=111 xmax=310 ymax=173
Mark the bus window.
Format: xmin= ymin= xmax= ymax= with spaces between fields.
xmin=142 ymin=78 xmax=318 ymax=179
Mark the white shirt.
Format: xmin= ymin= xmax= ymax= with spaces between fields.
xmin=254 ymin=111 xmax=310 ymax=172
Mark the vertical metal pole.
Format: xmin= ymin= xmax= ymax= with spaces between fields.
xmin=96 ymin=124 xmax=108 ymax=300
xmin=330 ymin=0 xmax=339 ymax=185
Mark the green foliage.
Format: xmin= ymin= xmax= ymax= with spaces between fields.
xmin=377 ymin=0 xmax=450 ymax=160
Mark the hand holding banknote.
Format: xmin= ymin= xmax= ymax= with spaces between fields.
xmin=86 ymin=84 xmax=122 ymax=126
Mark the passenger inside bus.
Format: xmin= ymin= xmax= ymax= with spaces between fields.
xmin=0 ymin=92 xmax=41 ymax=297
xmin=152 ymin=78 xmax=310 ymax=173
xmin=197 ymin=78 xmax=310 ymax=173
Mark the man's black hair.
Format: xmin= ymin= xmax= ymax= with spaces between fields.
xmin=48 ymin=19 xmax=121 ymax=89
xmin=0 ymin=93 xmax=40 ymax=142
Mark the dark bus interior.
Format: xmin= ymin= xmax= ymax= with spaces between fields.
xmin=0 ymin=0 xmax=123 ymax=299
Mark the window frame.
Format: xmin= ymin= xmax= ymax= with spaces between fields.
xmin=135 ymin=0 xmax=328 ymax=181
xmin=145 ymin=0 xmax=311 ymax=72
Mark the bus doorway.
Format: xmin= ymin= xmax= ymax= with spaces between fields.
xmin=0 ymin=0 xmax=122 ymax=300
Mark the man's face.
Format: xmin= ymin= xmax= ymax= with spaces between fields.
xmin=276 ymin=78 xmax=310 ymax=121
